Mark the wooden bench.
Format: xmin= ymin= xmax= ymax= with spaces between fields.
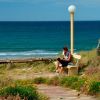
xmin=54 ymin=54 xmax=81 ymax=75
xmin=67 ymin=54 xmax=81 ymax=76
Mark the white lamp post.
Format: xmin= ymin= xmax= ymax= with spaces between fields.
xmin=68 ymin=5 xmax=76 ymax=54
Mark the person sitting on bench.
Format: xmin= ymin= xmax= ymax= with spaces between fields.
xmin=55 ymin=47 xmax=71 ymax=73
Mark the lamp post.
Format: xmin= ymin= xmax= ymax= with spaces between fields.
xmin=68 ymin=5 xmax=76 ymax=54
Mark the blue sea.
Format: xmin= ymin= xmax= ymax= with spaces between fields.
xmin=0 ymin=21 xmax=100 ymax=59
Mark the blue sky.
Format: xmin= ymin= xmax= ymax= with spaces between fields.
xmin=0 ymin=0 xmax=100 ymax=21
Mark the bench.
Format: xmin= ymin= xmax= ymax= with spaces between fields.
xmin=54 ymin=53 xmax=81 ymax=75
xmin=67 ymin=54 xmax=81 ymax=76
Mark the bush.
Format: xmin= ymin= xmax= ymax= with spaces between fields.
xmin=38 ymin=93 xmax=49 ymax=100
xmin=33 ymin=77 xmax=47 ymax=84
xmin=46 ymin=76 xmax=59 ymax=86
xmin=85 ymin=67 xmax=100 ymax=76
xmin=0 ymin=77 xmax=13 ymax=87
xmin=71 ymin=78 xmax=86 ymax=91
xmin=15 ymin=80 xmax=33 ymax=86
xmin=0 ymin=85 xmax=38 ymax=100
xmin=59 ymin=76 xmax=78 ymax=87
xmin=89 ymin=57 xmax=100 ymax=67
xmin=48 ymin=65 xmax=55 ymax=72
xmin=88 ymin=81 xmax=100 ymax=95
xmin=59 ymin=76 xmax=86 ymax=91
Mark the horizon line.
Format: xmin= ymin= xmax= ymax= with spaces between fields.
xmin=0 ymin=20 xmax=100 ymax=22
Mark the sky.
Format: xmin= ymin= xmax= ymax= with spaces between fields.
xmin=0 ymin=0 xmax=100 ymax=21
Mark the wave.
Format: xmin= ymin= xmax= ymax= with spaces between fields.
xmin=0 ymin=50 xmax=59 ymax=58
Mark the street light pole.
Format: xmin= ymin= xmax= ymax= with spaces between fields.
xmin=68 ymin=5 xmax=76 ymax=54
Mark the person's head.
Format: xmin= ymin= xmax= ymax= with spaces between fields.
xmin=63 ymin=47 xmax=68 ymax=53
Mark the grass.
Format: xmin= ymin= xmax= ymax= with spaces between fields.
xmin=0 ymin=61 xmax=55 ymax=82
xmin=33 ymin=77 xmax=47 ymax=84
xmin=0 ymin=75 xmax=99 ymax=97
xmin=78 ymin=49 xmax=100 ymax=74
xmin=0 ymin=49 xmax=99 ymax=97
xmin=0 ymin=85 xmax=48 ymax=100
xmin=0 ymin=61 xmax=55 ymax=74
xmin=79 ymin=49 xmax=100 ymax=67
xmin=34 ymin=76 xmax=100 ymax=95
xmin=88 ymin=81 xmax=100 ymax=95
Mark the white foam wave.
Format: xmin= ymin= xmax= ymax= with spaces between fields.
xmin=0 ymin=50 xmax=59 ymax=57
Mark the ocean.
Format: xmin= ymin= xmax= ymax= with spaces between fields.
xmin=0 ymin=21 xmax=100 ymax=59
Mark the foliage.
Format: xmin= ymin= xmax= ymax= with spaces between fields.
xmin=79 ymin=49 xmax=97 ymax=68
xmin=88 ymin=81 xmax=100 ymax=95
xmin=0 ymin=49 xmax=100 ymax=97
xmin=0 ymin=77 xmax=13 ymax=87
xmin=79 ymin=49 xmax=100 ymax=75
xmin=59 ymin=76 xmax=86 ymax=91
xmin=38 ymin=93 xmax=49 ymax=100
xmin=15 ymin=80 xmax=34 ymax=86
xmin=48 ymin=65 xmax=55 ymax=72
xmin=85 ymin=67 xmax=100 ymax=76
xmin=59 ymin=76 xmax=78 ymax=86
xmin=33 ymin=77 xmax=47 ymax=84
xmin=46 ymin=76 xmax=60 ymax=86
xmin=0 ymin=85 xmax=48 ymax=100
xmin=0 ymin=85 xmax=38 ymax=100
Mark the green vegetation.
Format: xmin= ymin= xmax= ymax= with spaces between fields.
xmin=59 ymin=76 xmax=85 ymax=91
xmin=0 ymin=49 xmax=99 ymax=98
xmin=33 ymin=77 xmax=47 ymax=84
xmin=88 ymin=81 xmax=100 ymax=95
xmin=32 ymin=76 xmax=100 ymax=95
xmin=0 ymin=61 xmax=55 ymax=78
xmin=46 ymin=76 xmax=60 ymax=86
xmin=0 ymin=85 xmax=48 ymax=100
xmin=9 ymin=74 xmax=99 ymax=95
xmin=0 ymin=85 xmax=38 ymax=100
xmin=79 ymin=49 xmax=100 ymax=81
xmin=1 ymin=75 xmax=96 ymax=95
xmin=79 ymin=49 xmax=100 ymax=68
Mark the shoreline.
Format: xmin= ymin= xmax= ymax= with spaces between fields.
xmin=0 ymin=49 xmax=97 ymax=64
xmin=0 ymin=57 xmax=56 ymax=64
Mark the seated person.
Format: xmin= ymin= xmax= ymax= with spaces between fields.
xmin=55 ymin=47 xmax=71 ymax=73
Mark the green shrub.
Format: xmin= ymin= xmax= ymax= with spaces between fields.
xmin=15 ymin=80 xmax=33 ymax=86
xmin=59 ymin=76 xmax=86 ymax=91
xmin=71 ymin=78 xmax=86 ymax=91
xmin=64 ymin=77 xmax=78 ymax=87
xmin=38 ymin=93 xmax=49 ymax=100
xmin=46 ymin=76 xmax=59 ymax=86
xmin=0 ymin=85 xmax=38 ymax=100
xmin=0 ymin=77 xmax=13 ymax=87
xmin=59 ymin=76 xmax=78 ymax=87
xmin=33 ymin=77 xmax=47 ymax=84
xmin=48 ymin=65 xmax=55 ymax=72
xmin=85 ymin=67 xmax=100 ymax=76
xmin=88 ymin=81 xmax=100 ymax=95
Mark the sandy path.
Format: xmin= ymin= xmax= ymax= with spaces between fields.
xmin=37 ymin=84 xmax=97 ymax=100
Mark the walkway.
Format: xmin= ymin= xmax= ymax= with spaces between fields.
xmin=37 ymin=84 xmax=97 ymax=100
